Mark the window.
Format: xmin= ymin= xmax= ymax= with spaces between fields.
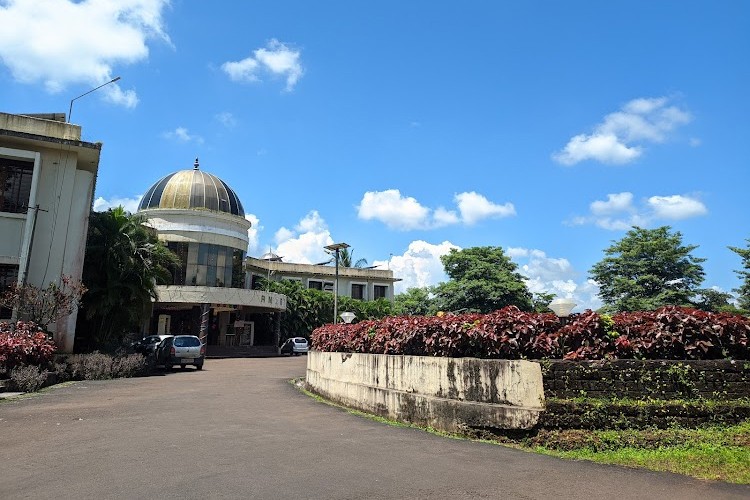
xmin=374 ymin=285 xmax=388 ymax=300
xmin=351 ymin=283 xmax=365 ymax=300
xmin=308 ymin=280 xmax=323 ymax=290
xmin=0 ymin=157 xmax=34 ymax=214
xmin=0 ymin=264 xmax=18 ymax=318
xmin=308 ymin=280 xmax=334 ymax=292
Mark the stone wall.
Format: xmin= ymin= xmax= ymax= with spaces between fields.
xmin=306 ymin=351 xmax=545 ymax=431
xmin=542 ymin=359 xmax=750 ymax=400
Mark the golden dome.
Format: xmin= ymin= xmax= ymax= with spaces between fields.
xmin=138 ymin=160 xmax=245 ymax=217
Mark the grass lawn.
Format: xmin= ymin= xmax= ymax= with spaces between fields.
xmin=526 ymin=422 xmax=750 ymax=484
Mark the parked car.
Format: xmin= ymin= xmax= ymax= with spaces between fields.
xmin=281 ymin=337 xmax=309 ymax=356
xmin=156 ymin=335 xmax=205 ymax=370
xmin=132 ymin=335 xmax=173 ymax=356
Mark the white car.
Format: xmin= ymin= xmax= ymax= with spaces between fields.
xmin=157 ymin=335 xmax=205 ymax=370
xmin=281 ymin=337 xmax=309 ymax=356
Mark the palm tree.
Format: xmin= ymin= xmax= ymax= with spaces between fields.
xmin=80 ymin=206 xmax=178 ymax=348
xmin=335 ymin=247 xmax=368 ymax=268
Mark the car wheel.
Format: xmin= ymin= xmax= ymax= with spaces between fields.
xmin=196 ymin=364 xmax=203 ymax=370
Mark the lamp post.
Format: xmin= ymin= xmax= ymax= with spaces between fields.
xmin=260 ymin=249 xmax=282 ymax=290
xmin=340 ymin=311 xmax=356 ymax=324
xmin=68 ymin=76 xmax=122 ymax=123
xmin=549 ymin=297 xmax=577 ymax=325
xmin=324 ymin=242 xmax=349 ymax=324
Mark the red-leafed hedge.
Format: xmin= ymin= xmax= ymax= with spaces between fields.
xmin=0 ymin=321 xmax=57 ymax=370
xmin=311 ymin=306 xmax=750 ymax=360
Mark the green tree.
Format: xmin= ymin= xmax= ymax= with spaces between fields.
xmin=532 ymin=291 xmax=555 ymax=313
xmin=729 ymin=239 xmax=750 ymax=311
xmin=79 ymin=207 xmax=179 ymax=348
xmin=334 ymin=247 xmax=368 ymax=268
xmin=590 ymin=226 xmax=706 ymax=312
xmin=393 ymin=287 xmax=436 ymax=316
xmin=693 ymin=288 xmax=738 ymax=313
xmin=433 ymin=246 xmax=533 ymax=313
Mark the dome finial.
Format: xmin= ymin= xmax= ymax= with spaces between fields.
xmin=194 ymin=157 xmax=200 ymax=170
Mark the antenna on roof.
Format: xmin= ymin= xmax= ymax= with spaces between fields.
xmin=194 ymin=158 xmax=200 ymax=170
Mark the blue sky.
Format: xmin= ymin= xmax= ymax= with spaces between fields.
xmin=1 ymin=1 xmax=748 ymax=310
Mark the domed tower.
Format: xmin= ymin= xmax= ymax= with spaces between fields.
xmin=136 ymin=159 xmax=286 ymax=346
xmin=137 ymin=159 xmax=250 ymax=288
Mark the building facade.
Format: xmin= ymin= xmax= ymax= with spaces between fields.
xmin=137 ymin=161 xmax=286 ymax=347
xmin=0 ymin=112 xmax=101 ymax=352
xmin=246 ymin=255 xmax=400 ymax=303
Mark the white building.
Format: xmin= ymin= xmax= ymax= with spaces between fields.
xmin=246 ymin=254 xmax=400 ymax=302
xmin=137 ymin=160 xmax=286 ymax=347
xmin=0 ymin=112 xmax=100 ymax=352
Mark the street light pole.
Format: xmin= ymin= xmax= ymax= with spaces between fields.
xmin=68 ymin=76 xmax=122 ymax=123
xmin=324 ymin=242 xmax=349 ymax=324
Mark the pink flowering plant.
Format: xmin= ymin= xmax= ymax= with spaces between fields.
xmin=0 ymin=321 xmax=57 ymax=371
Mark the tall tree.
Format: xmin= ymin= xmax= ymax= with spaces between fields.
xmin=335 ymin=247 xmax=368 ymax=268
xmin=394 ymin=287 xmax=436 ymax=316
xmin=79 ymin=207 xmax=178 ymax=347
xmin=433 ymin=246 xmax=533 ymax=313
xmin=590 ymin=226 xmax=705 ymax=312
xmin=729 ymin=239 xmax=750 ymax=311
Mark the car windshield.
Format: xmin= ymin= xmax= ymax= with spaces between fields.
xmin=174 ymin=336 xmax=201 ymax=347
xmin=146 ymin=337 xmax=161 ymax=344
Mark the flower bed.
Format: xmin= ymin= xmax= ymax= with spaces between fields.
xmin=311 ymin=306 xmax=750 ymax=361
xmin=0 ymin=321 xmax=56 ymax=370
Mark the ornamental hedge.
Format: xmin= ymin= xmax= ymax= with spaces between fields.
xmin=0 ymin=321 xmax=57 ymax=370
xmin=311 ymin=306 xmax=750 ymax=361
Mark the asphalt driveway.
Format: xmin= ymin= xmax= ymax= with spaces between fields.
xmin=1 ymin=357 xmax=747 ymax=499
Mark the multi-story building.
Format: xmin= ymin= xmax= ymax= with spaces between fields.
xmin=246 ymin=254 xmax=400 ymax=303
xmin=0 ymin=112 xmax=101 ymax=352
xmin=136 ymin=160 xmax=286 ymax=347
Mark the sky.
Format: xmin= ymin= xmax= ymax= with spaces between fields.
xmin=1 ymin=0 xmax=748 ymax=311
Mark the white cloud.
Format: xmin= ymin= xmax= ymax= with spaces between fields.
xmin=555 ymin=133 xmax=642 ymax=165
xmin=357 ymin=190 xmax=431 ymax=230
xmin=245 ymin=214 xmax=261 ymax=253
xmin=163 ymin=127 xmax=204 ymax=144
xmin=455 ymin=191 xmax=515 ymax=224
xmin=508 ymin=247 xmax=602 ymax=312
xmin=372 ymin=240 xmax=459 ymax=294
xmin=570 ymin=192 xmax=707 ymax=230
xmin=93 ymin=195 xmax=142 ymax=213
xmin=215 ymin=112 xmax=237 ymax=128
xmin=553 ymin=96 xmax=691 ymax=165
xmin=222 ymin=39 xmax=303 ymax=91
xmin=272 ymin=211 xmax=333 ymax=264
xmin=590 ymin=192 xmax=634 ymax=216
xmin=647 ymin=195 xmax=707 ymax=220
xmin=0 ymin=0 xmax=170 ymax=107
xmin=357 ymin=189 xmax=515 ymax=230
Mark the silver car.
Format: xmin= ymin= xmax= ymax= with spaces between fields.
xmin=157 ymin=335 xmax=205 ymax=370
xmin=281 ymin=337 xmax=309 ymax=356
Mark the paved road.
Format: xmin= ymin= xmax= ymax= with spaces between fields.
xmin=1 ymin=357 xmax=747 ymax=500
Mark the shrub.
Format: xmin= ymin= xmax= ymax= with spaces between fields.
xmin=10 ymin=365 xmax=47 ymax=392
xmin=112 ymin=354 xmax=148 ymax=378
xmin=311 ymin=306 xmax=750 ymax=361
xmin=0 ymin=321 xmax=56 ymax=370
xmin=56 ymin=352 xmax=149 ymax=381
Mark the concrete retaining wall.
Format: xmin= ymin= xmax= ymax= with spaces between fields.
xmin=306 ymin=351 xmax=545 ymax=431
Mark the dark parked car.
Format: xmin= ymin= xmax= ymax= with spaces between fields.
xmin=281 ymin=337 xmax=309 ymax=356
xmin=132 ymin=335 xmax=173 ymax=356
xmin=156 ymin=335 xmax=205 ymax=370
